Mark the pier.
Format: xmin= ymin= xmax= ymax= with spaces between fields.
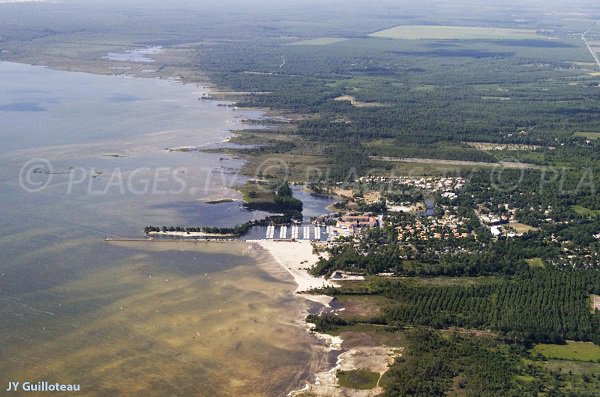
xmin=265 ymin=224 xmax=328 ymax=241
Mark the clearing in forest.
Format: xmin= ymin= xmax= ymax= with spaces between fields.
xmin=575 ymin=131 xmax=600 ymax=140
xmin=334 ymin=95 xmax=387 ymax=108
xmin=533 ymin=341 xmax=600 ymax=362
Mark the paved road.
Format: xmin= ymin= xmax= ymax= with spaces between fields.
xmin=582 ymin=20 xmax=600 ymax=69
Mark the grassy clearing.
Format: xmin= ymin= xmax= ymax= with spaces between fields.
xmin=543 ymin=359 xmax=600 ymax=375
xmin=592 ymin=295 xmax=600 ymax=312
xmin=575 ymin=131 xmax=600 ymax=140
xmin=337 ymin=370 xmax=380 ymax=389
xmin=289 ymin=37 xmax=348 ymax=46
xmin=333 ymin=95 xmax=387 ymax=108
xmin=541 ymin=360 xmax=600 ymax=395
xmin=239 ymin=181 xmax=275 ymax=204
xmin=491 ymin=150 xmax=547 ymax=165
xmin=376 ymin=157 xmax=520 ymax=168
xmin=337 ymin=324 xmax=405 ymax=347
xmin=466 ymin=142 xmax=540 ymax=151
xmin=334 ymin=295 xmax=392 ymax=320
xmin=532 ymin=341 xmax=600 ymax=362
xmin=572 ymin=205 xmax=600 ymax=217
xmin=526 ymin=258 xmax=544 ymax=268
xmin=369 ymin=25 xmax=542 ymax=40
xmin=510 ymin=223 xmax=539 ymax=234
xmin=240 ymin=152 xmax=334 ymax=182
xmin=393 ymin=275 xmax=500 ymax=287
xmin=514 ymin=375 xmax=536 ymax=383
xmin=334 ymin=279 xmax=370 ymax=291
xmin=389 ymin=162 xmax=488 ymax=176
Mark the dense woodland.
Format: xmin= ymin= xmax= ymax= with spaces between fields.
xmin=197 ymin=37 xmax=600 ymax=170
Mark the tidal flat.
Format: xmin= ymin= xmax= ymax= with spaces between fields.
xmin=0 ymin=239 xmax=319 ymax=396
xmin=0 ymin=61 xmax=325 ymax=396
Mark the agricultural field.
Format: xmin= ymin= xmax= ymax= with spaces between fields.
xmin=533 ymin=341 xmax=600 ymax=362
xmin=369 ymin=25 xmax=544 ymax=40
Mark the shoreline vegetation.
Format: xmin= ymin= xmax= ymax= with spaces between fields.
xmin=204 ymin=198 xmax=235 ymax=204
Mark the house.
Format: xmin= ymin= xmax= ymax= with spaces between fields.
xmin=336 ymin=215 xmax=379 ymax=235
xmin=337 ymin=215 xmax=378 ymax=229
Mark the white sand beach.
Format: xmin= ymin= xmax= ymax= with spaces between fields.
xmin=249 ymin=240 xmax=334 ymax=306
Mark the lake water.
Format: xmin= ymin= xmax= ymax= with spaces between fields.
xmin=243 ymin=186 xmax=338 ymax=240
xmin=0 ymin=62 xmax=319 ymax=396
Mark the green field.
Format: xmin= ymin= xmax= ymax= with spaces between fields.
xmin=575 ymin=131 xmax=600 ymax=140
xmin=369 ymin=25 xmax=543 ymax=40
xmin=289 ymin=37 xmax=348 ymax=46
xmin=337 ymin=370 xmax=380 ymax=389
xmin=525 ymin=258 xmax=545 ymax=268
xmin=572 ymin=205 xmax=600 ymax=217
xmin=533 ymin=341 xmax=600 ymax=362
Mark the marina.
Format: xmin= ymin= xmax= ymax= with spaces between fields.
xmin=265 ymin=223 xmax=328 ymax=241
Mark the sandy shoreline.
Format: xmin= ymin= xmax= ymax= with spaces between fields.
xmin=251 ymin=240 xmax=400 ymax=397
xmin=249 ymin=240 xmax=349 ymax=396
xmin=249 ymin=240 xmax=335 ymax=307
